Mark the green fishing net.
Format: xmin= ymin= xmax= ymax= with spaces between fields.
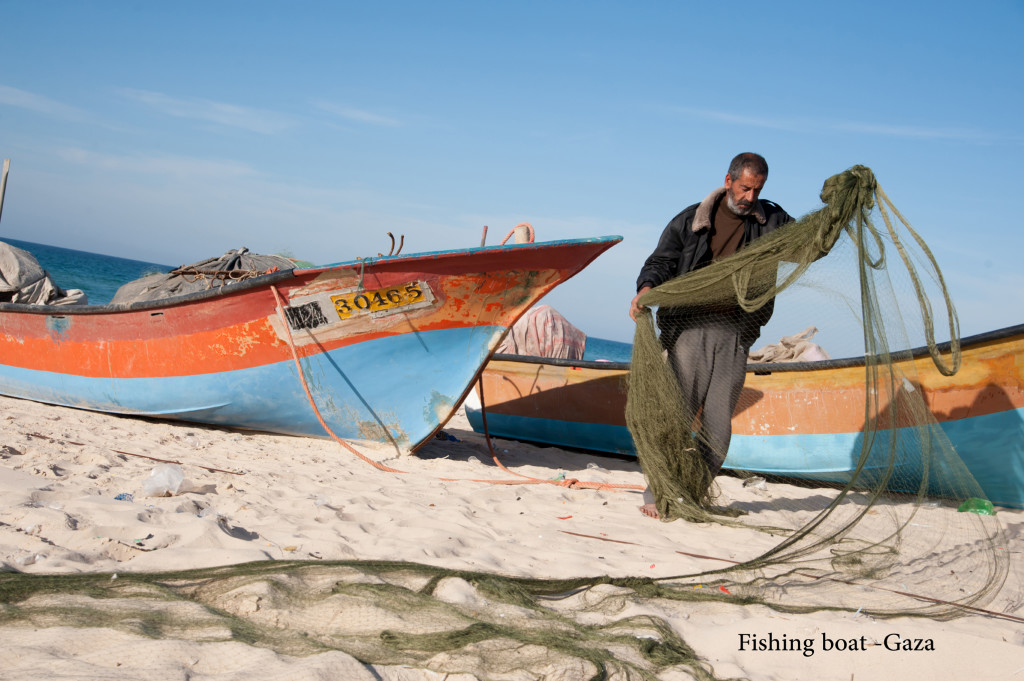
xmin=625 ymin=165 xmax=1008 ymax=610
xmin=0 ymin=166 xmax=1016 ymax=680
xmin=627 ymin=165 xmax=958 ymax=521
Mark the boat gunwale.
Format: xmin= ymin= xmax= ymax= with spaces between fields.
xmin=0 ymin=268 xmax=298 ymax=316
xmin=0 ymin=236 xmax=624 ymax=317
xmin=487 ymin=322 xmax=1024 ymax=373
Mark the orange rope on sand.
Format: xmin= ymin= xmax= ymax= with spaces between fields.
xmin=439 ymin=377 xmax=643 ymax=493
xmin=270 ymin=285 xmax=641 ymax=492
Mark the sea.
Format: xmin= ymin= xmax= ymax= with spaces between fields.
xmin=581 ymin=336 xmax=633 ymax=363
xmin=2 ymin=237 xmax=172 ymax=305
xmin=0 ymin=236 xmax=634 ymax=362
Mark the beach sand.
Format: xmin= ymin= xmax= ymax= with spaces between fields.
xmin=1 ymin=393 xmax=1022 ymax=680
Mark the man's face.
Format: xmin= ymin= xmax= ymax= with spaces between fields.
xmin=724 ymin=169 xmax=766 ymax=216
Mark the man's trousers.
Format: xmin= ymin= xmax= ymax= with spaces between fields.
xmin=667 ymin=323 xmax=750 ymax=478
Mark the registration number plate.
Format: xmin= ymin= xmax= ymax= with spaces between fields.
xmin=331 ymin=281 xmax=430 ymax=319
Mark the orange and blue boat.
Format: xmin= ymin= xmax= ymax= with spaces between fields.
xmin=0 ymin=236 xmax=620 ymax=454
xmin=465 ymin=323 xmax=1024 ymax=508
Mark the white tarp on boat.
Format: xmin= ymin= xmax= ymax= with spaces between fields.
xmin=0 ymin=241 xmax=87 ymax=305
xmin=748 ymin=326 xmax=831 ymax=363
xmin=498 ymin=304 xmax=587 ymax=360
xmin=110 ymin=247 xmax=295 ymax=304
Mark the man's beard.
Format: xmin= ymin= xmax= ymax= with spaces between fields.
xmin=727 ymin=193 xmax=754 ymax=216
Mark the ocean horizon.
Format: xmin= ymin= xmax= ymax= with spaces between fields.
xmin=1 ymin=236 xmax=172 ymax=306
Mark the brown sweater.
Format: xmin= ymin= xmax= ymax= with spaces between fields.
xmin=710 ymin=196 xmax=746 ymax=260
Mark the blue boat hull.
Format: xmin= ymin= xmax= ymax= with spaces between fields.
xmin=0 ymin=237 xmax=624 ymax=453
xmin=465 ymin=406 xmax=1024 ymax=509
xmin=5 ymin=325 xmax=503 ymax=450
xmin=467 ymin=323 xmax=1024 ymax=509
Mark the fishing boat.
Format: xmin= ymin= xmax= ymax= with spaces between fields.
xmin=465 ymin=323 xmax=1024 ymax=508
xmin=0 ymin=236 xmax=620 ymax=454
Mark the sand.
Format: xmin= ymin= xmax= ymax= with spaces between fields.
xmin=1 ymin=393 xmax=1022 ymax=680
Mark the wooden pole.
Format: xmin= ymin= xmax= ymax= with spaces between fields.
xmin=0 ymin=159 xmax=9 ymax=225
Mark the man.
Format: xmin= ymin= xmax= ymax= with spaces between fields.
xmin=629 ymin=153 xmax=793 ymax=518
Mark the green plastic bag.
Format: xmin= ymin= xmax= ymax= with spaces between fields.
xmin=957 ymin=497 xmax=995 ymax=515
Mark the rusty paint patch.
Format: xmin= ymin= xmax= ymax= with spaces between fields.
xmin=299 ymin=268 xmax=364 ymax=296
xmin=332 ymin=404 xmax=409 ymax=449
xmin=355 ymin=418 xmax=409 ymax=445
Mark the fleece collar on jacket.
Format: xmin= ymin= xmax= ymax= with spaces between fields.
xmin=692 ymin=187 xmax=767 ymax=232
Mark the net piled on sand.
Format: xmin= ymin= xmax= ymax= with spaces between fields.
xmin=0 ymin=167 xmax=1015 ymax=680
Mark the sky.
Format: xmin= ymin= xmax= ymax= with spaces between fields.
xmin=1 ymin=1 xmax=1022 ymax=353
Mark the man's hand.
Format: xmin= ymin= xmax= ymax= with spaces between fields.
xmin=629 ymin=286 xmax=652 ymax=322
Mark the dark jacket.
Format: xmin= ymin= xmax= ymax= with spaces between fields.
xmin=636 ymin=188 xmax=794 ymax=347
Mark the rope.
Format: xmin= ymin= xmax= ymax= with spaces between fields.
xmin=172 ymin=267 xmax=264 ymax=288
xmin=356 ymin=258 xmax=366 ymax=290
xmin=445 ymin=376 xmax=643 ymax=492
xmin=270 ymin=285 xmax=407 ymax=473
xmin=271 ymin=284 xmax=641 ymax=492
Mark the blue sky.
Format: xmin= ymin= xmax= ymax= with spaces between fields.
xmin=1 ymin=1 xmax=1022 ymax=351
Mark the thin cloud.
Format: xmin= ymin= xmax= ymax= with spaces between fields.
xmin=0 ymin=84 xmax=86 ymax=120
xmin=673 ymin=107 xmax=805 ymax=132
xmin=832 ymin=121 xmax=995 ymax=142
xmin=673 ymin=106 xmax=1008 ymax=143
xmin=55 ymin=147 xmax=256 ymax=178
xmin=314 ymin=100 xmax=401 ymax=127
xmin=118 ymin=88 xmax=295 ymax=134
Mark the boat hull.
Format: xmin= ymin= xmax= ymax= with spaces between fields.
xmin=466 ymin=324 xmax=1024 ymax=508
xmin=0 ymin=237 xmax=621 ymax=454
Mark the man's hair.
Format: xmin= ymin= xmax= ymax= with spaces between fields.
xmin=728 ymin=152 xmax=769 ymax=180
